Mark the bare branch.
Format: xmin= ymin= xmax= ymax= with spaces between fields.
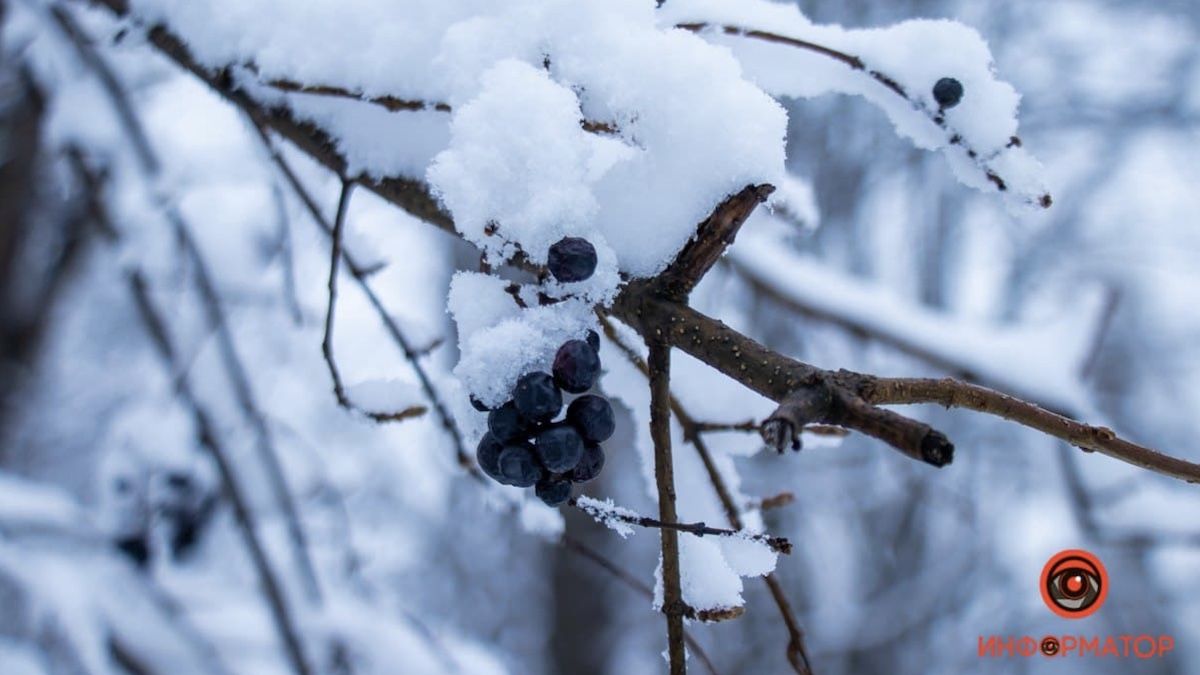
xmin=128 ymin=272 xmax=313 ymax=675
xmin=264 ymin=77 xmax=451 ymax=112
xmin=658 ymin=184 xmax=776 ymax=299
xmin=648 ymin=338 xmax=687 ymax=673
xmin=852 ymin=376 xmax=1200 ymax=483
xmin=600 ymin=314 xmax=814 ymax=674
xmin=320 ymin=179 xmax=427 ymax=423
xmin=49 ymin=6 xmax=325 ymax=601
xmin=561 ymin=535 xmax=722 ymax=675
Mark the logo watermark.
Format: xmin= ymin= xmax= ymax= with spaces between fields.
xmin=976 ymin=549 xmax=1176 ymax=660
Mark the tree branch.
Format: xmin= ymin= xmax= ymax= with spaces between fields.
xmin=128 ymin=272 xmax=313 ymax=675
xmin=849 ymin=376 xmax=1200 ymax=484
xmin=676 ymin=21 xmax=1051 ymax=209
xmin=49 ymin=5 xmax=325 ymax=601
xmin=571 ymin=497 xmax=792 ymax=555
xmin=320 ymin=179 xmax=427 ymax=423
xmin=657 ymin=184 xmax=775 ymax=299
xmin=561 ymin=535 xmax=722 ymax=675
xmin=600 ymin=314 xmax=814 ymax=673
xmin=648 ymin=338 xmax=687 ymax=674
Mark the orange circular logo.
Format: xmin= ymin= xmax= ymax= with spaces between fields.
xmin=1040 ymin=549 xmax=1108 ymax=619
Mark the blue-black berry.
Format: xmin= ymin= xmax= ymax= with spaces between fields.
xmin=476 ymin=433 xmax=506 ymax=482
xmin=569 ymin=443 xmax=605 ymax=483
xmin=534 ymin=424 xmax=584 ymax=473
xmin=513 ymin=372 xmax=562 ymax=422
xmin=498 ymin=443 xmax=542 ymax=487
xmin=469 ymin=395 xmax=492 ymax=412
xmin=586 ymin=329 xmax=600 ymax=352
xmin=488 ymin=402 xmax=528 ymax=442
xmin=567 ymin=394 xmax=614 ymax=443
xmin=553 ymin=339 xmax=600 ymax=393
xmin=535 ymin=478 xmax=573 ymax=507
xmin=547 ymin=237 xmax=597 ymax=283
xmin=933 ymin=77 xmax=963 ymax=109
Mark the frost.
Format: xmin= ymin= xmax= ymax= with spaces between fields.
xmin=343 ymin=379 xmax=425 ymax=414
xmin=574 ymin=496 xmax=637 ymax=538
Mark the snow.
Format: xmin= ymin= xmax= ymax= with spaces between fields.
xmin=660 ymin=0 xmax=1050 ymax=210
xmin=574 ymin=496 xmax=637 ymax=539
xmin=727 ymin=226 xmax=1095 ymax=414
xmin=453 ymin=299 xmax=596 ymax=409
xmin=343 ymin=379 xmax=425 ymax=415
xmin=0 ymin=472 xmax=87 ymax=534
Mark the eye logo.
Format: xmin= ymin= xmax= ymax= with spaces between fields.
xmin=1040 ymin=549 xmax=1108 ymax=619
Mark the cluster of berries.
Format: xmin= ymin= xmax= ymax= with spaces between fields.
xmin=473 ymin=330 xmax=613 ymax=506
xmin=471 ymin=235 xmax=611 ymax=506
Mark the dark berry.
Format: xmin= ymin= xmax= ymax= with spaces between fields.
xmin=476 ymin=433 xmax=506 ymax=482
xmin=115 ymin=535 xmax=150 ymax=568
xmin=469 ymin=395 xmax=492 ymax=412
xmin=488 ymin=402 xmax=528 ymax=442
xmin=513 ymin=372 xmax=562 ymax=422
xmin=535 ymin=478 xmax=573 ymax=507
xmin=547 ymin=237 xmax=597 ymax=283
xmin=553 ymin=340 xmax=600 ymax=393
xmin=534 ymin=424 xmax=585 ymax=473
xmin=933 ymin=77 xmax=963 ymax=109
xmin=586 ymin=329 xmax=600 ymax=352
xmin=567 ymin=394 xmax=614 ymax=443
xmin=498 ymin=443 xmax=542 ymax=487
xmin=569 ymin=443 xmax=605 ymax=483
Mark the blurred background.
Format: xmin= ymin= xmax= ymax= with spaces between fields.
xmin=2 ymin=0 xmax=1198 ymax=673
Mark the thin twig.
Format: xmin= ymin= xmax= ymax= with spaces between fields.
xmin=247 ymin=122 xmax=471 ymax=470
xmin=561 ymin=535 xmax=722 ymax=675
xmin=676 ymin=22 xmax=1052 ymax=209
xmin=691 ymin=420 xmax=760 ymax=434
xmin=648 ymin=338 xmax=687 ymax=674
xmin=49 ymin=3 xmax=324 ymax=601
xmin=319 ymin=179 xmax=427 ymax=423
xmin=599 ymin=314 xmax=814 ymax=674
xmin=270 ymin=183 xmax=304 ymax=325
xmin=856 ymin=376 xmax=1200 ymax=484
xmin=128 ymin=272 xmax=313 ymax=675
xmin=261 ymin=76 xmax=619 ymax=136
xmin=570 ymin=498 xmax=792 ymax=555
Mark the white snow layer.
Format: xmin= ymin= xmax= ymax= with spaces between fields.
xmin=117 ymin=0 xmax=1045 ymax=402
xmin=661 ymin=0 xmax=1050 ymax=210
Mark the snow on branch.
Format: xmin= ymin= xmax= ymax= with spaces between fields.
xmin=573 ymin=496 xmax=792 ymax=555
xmin=664 ymin=0 xmax=1053 ymax=210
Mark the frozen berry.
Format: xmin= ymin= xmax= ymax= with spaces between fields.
xmin=586 ymin=329 xmax=600 ymax=352
xmin=553 ymin=340 xmax=600 ymax=393
xmin=488 ymin=402 xmax=528 ymax=442
xmin=567 ymin=394 xmax=614 ymax=443
xmin=513 ymin=372 xmax=562 ymax=422
xmin=535 ymin=478 xmax=573 ymax=507
xmin=534 ymin=424 xmax=585 ymax=473
xmin=498 ymin=443 xmax=542 ymax=487
xmin=569 ymin=443 xmax=605 ymax=483
xmin=933 ymin=77 xmax=963 ymax=109
xmin=476 ymin=433 xmax=506 ymax=482
xmin=547 ymin=237 xmax=597 ymax=283
xmin=469 ymin=395 xmax=492 ymax=412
